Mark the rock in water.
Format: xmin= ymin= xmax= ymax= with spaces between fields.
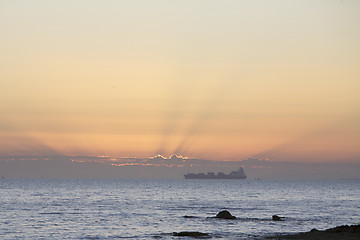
xmin=272 ymin=215 xmax=285 ymax=221
xmin=173 ymin=231 xmax=209 ymax=237
xmin=215 ymin=210 xmax=236 ymax=219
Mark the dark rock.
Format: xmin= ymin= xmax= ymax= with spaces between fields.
xmin=173 ymin=231 xmax=209 ymax=237
xmin=215 ymin=210 xmax=236 ymax=219
xmin=272 ymin=215 xmax=285 ymax=221
xmin=267 ymin=224 xmax=360 ymax=239
xmin=325 ymin=224 xmax=360 ymax=233
xmin=183 ymin=215 xmax=196 ymax=218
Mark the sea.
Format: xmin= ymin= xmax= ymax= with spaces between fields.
xmin=1 ymin=179 xmax=359 ymax=239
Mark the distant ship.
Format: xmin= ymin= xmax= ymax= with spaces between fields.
xmin=184 ymin=167 xmax=247 ymax=179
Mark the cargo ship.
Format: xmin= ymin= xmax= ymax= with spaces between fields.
xmin=184 ymin=167 xmax=246 ymax=179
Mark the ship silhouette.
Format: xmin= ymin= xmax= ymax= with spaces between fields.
xmin=184 ymin=167 xmax=246 ymax=179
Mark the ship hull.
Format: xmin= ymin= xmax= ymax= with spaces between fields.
xmin=184 ymin=175 xmax=246 ymax=179
xmin=184 ymin=167 xmax=247 ymax=179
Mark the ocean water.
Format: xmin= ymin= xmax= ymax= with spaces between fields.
xmin=0 ymin=179 xmax=359 ymax=239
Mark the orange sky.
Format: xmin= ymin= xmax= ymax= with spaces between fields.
xmin=0 ymin=0 xmax=359 ymax=162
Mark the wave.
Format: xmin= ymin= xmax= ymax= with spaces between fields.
xmin=39 ymin=212 xmax=65 ymax=215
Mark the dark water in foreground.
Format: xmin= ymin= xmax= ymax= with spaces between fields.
xmin=1 ymin=179 xmax=359 ymax=239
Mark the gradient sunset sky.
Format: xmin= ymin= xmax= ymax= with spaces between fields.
xmin=1 ymin=0 xmax=359 ymax=162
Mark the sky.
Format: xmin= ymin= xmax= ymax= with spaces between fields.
xmin=1 ymin=0 xmax=359 ymax=162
